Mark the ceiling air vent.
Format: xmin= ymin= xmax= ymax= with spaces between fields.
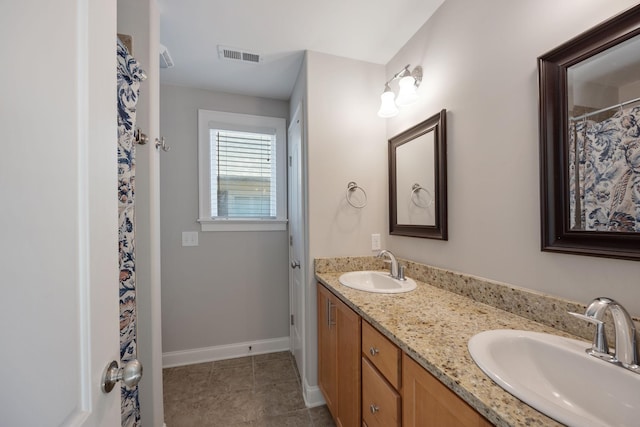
xmin=242 ymin=52 xmax=260 ymax=63
xmin=218 ymin=45 xmax=262 ymax=63
xmin=159 ymin=44 xmax=174 ymax=68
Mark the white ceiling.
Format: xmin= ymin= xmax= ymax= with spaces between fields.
xmin=158 ymin=0 xmax=445 ymax=100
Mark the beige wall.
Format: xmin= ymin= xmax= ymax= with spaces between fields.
xmin=385 ymin=0 xmax=640 ymax=314
xmin=307 ymin=52 xmax=388 ymax=256
xmin=159 ymin=84 xmax=290 ymax=353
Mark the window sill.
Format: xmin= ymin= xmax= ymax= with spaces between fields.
xmin=198 ymin=218 xmax=288 ymax=232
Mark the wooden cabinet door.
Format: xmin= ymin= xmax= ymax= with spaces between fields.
xmin=318 ymin=284 xmax=362 ymax=427
xmin=336 ymin=296 xmax=361 ymax=427
xmin=318 ymin=284 xmax=337 ymax=416
xmin=402 ymin=354 xmax=492 ymax=427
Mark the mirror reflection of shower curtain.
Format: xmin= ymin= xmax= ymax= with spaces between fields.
xmin=117 ymin=38 xmax=146 ymax=427
xmin=568 ymin=120 xmax=592 ymax=230
xmin=569 ymin=107 xmax=640 ymax=232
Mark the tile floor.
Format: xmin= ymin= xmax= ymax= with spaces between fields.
xmin=163 ymin=351 xmax=336 ymax=426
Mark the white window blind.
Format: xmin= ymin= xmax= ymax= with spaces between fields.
xmin=210 ymin=129 xmax=277 ymax=218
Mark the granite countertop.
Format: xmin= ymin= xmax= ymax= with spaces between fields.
xmin=316 ymin=270 xmax=572 ymax=427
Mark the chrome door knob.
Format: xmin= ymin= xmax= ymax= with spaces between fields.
xmin=101 ymin=359 xmax=143 ymax=393
xmin=291 ymin=260 xmax=301 ymax=269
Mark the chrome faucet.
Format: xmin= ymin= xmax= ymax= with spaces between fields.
xmin=376 ymin=250 xmax=405 ymax=280
xmin=570 ymin=297 xmax=640 ymax=373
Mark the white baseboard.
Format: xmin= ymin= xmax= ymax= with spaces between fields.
xmin=162 ymin=336 xmax=290 ymax=368
xmin=302 ymin=376 xmax=326 ymax=408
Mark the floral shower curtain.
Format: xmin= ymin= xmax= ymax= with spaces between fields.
xmin=569 ymin=106 xmax=640 ymax=232
xmin=117 ymin=38 xmax=146 ymax=427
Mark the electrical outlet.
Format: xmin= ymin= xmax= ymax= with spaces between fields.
xmin=182 ymin=231 xmax=199 ymax=247
xmin=371 ymin=233 xmax=381 ymax=251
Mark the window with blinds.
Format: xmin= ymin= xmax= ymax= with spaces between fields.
xmin=198 ymin=109 xmax=286 ymax=231
xmin=210 ymin=129 xmax=277 ymax=218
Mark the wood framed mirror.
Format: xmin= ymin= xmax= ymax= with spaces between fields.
xmin=539 ymin=5 xmax=640 ymax=260
xmin=389 ymin=109 xmax=447 ymax=239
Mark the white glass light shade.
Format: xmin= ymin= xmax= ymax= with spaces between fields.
xmin=377 ymin=90 xmax=399 ymax=118
xmin=395 ymin=75 xmax=419 ymax=106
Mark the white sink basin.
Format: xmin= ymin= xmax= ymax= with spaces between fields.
xmin=338 ymin=271 xmax=416 ymax=293
xmin=468 ymin=329 xmax=640 ymax=427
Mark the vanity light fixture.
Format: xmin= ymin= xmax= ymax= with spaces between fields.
xmin=377 ymin=83 xmax=399 ymax=118
xmin=377 ymin=64 xmax=423 ymax=118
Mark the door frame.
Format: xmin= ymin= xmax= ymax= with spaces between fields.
xmin=288 ymin=102 xmax=306 ymax=390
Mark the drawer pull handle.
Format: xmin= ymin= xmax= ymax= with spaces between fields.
xmin=370 ymin=404 xmax=379 ymax=414
xmin=369 ymin=347 xmax=379 ymax=356
xmin=326 ymin=300 xmax=331 ymax=328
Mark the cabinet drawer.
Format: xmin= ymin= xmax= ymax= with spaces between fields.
xmin=362 ymin=357 xmax=400 ymax=427
xmin=362 ymin=321 xmax=401 ymax=389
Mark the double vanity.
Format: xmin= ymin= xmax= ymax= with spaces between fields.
xmin=315 ymin=256 xmax=640 ymax=427
xmin=313 ymin=7 xmax=640 ymax=426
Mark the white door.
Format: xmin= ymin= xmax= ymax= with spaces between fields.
xmin=0 ymin=1 xmax=121 ymax=425
xmin=288 ymin=104 xmax=305 ymax=374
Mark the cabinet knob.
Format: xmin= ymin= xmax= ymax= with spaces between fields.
xmin=370 ymin=404 xmax=379 ymax=414
xmin=369 ymin=347 xmax=379 ymax=356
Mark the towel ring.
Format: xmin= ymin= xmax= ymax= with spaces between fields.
xmin=411 ymin=183 xmax=433 ymax=208
xmin=346 ymin=182 xmax=367 ymax=208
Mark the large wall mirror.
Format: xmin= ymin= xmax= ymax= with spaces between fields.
xmin=539 ymin=5 xmax=640 ymax=260
xmin=389 ymin=109 xmax=447 ymax=239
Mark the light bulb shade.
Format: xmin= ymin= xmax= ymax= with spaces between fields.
xmin=377 ymin=90 xmax=399 ymax=118
xmin=395 ymin=75 xmax=419 ymax=106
